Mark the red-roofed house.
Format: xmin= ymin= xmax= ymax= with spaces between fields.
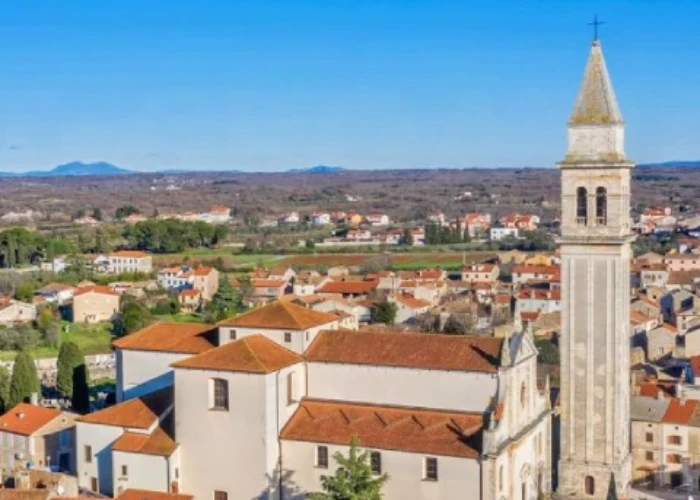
xmin=461 ymin=263 xmax=499 ymax=283
xmin=388 ymin=293 xmax=432 ymax=323
xmin=499 ymin=213 xmax=540 ymax=230
xmin=72 ymin=286 xmax=120 ymax=323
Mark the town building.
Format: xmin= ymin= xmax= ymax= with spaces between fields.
xmin=109 ymin=251 xmax=153 ymax=274
xmin=72 ymin=285 xmax=120 ymax=323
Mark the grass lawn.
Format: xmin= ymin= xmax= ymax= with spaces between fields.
xmin=153 ymin=312 xmax=207 ymax=323
xmin=0 ymin=322 xmax=113 ymax=361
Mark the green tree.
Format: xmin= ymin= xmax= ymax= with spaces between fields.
xmin=308 ymin=436 xmax=388 ymax=500
xmin=305 ymin=239 xmax=316 ymax=250
xmin=115 ymin=205 xmax=140 ymax=220
xmin=398 ymin=228 xmax=414 ymax=246
xmin=92 ymin=208 xmax=103 ymax=221
xmin=15 ymin=281 xmax=36 ymax=302
xmin=443 ymin=314 xmax=474 ymax=335
xmin=112 ymin=300 xmax=152 ymax=337
xmin=72 ymin=364 xmax=90 ymax=414
xmin=56 ymin=342 xmax=84 ymax=398
xmin=535 ymin=338 xmax=560 ymax=365
xmin=36 ymin=306 xmax=61 ymax=347
xmin=0 ymin=365 xmax=11 ymax=413
xmin=208 ymin=274 xmax=240 ymax=321
xmin=8 ymin=350 xmax=40 ymax=408
xmin=374 ymin=301 xmax=397 ymax=325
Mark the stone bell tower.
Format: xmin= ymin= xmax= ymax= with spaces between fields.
xmin=556 ymin=39 xmax=633 ymax=498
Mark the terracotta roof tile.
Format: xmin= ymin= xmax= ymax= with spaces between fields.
xmin=112 ymin=322 xmax=217 ymax=354
xmin=662 ymin=398 xmax=698 ymax=425
xmin=110 ymin=251 xmax=150 ymax=258
xmin=0 ymin=404 xmax=63 ymax=436
xmin=117 ymin=490 xmax=193 ymax=500
xmin=0 ymin=492 xmax=50 ymax=500
xmin=392 ymin=293 xmax=431 ymax=309
xmin=305 ymin=330 xmax=502 ymax=373
xmin=281 ymin=399 xmax=483 ymax=458
xmin=74 ymin=285 xmax=120 ymax=297
xmin=251 ymin=279 xmax=287 ymax=288
xmin=112 ymin=427 xmax=177 ymax=456
xmin=193 ymin=266 xmax=214 ymax=276
xmin=178 ymin=289 xmax=200 ymax=297
xmin=218 ymin=301 xmax=340 ymax=330
xmin=172 ymin=335 xmax=302 ymax=373
xmin=317 ymin=280 xmax=378 ymax=295
xmin=78 ymin=388 xmax=172 ymax=429
xmin=691 ymin=355 xmax=700 ymax=377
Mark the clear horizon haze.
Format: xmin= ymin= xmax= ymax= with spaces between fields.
xmin=1 ymin=0 xmax=698 ymax=173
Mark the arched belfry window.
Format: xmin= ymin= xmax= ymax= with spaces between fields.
xmin=576 ymin=187 xmax=588 ymax=225
xmin=596 ymin=187 xmax=607 ymax=226
xmin=585 ymin=475 xmax=595 ymax=495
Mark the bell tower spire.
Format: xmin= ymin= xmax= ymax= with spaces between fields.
xmin=556 ymin=36 xmax=634 ymax=498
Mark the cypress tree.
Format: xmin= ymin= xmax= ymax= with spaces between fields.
xmin=0 ymin=365 xmax=11 ymax=412
xmin=8 ymin=350 xmax=40 ymax=408
xmin=71 ymin=364 xmax=90 ymax=414
xmin=57 ymin=342 xmax=83 ymax=398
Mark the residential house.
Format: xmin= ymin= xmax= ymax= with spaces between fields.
xmin=0 ymin=403 xmax=77 ymax=475
xmin=309 ymin=213 xmax=331 ymax=225
xmin=72 ymin=286 xmax=120 ymax=323
xmin=490 ymin=227 xmax=520 ymax=241
xmin=647 ymin=323 xmax=679 ymax=361
xmin=345 ymin=229 xmax=372 ymax=242
xmin=34 ymin=283 xmax=76 ymax=306
xmin=178 ymin=290 xmax=201 ymax=313
xmin=109 ymin=251 xmax=153 ymax=274
xmin=310 ymin=296 xmax=373 ymax=324
xmin=202 ymin=205 xmax=230 ymax=224
xmin=316 ymin=279 xmax=379 ymax=299
xmin=512 ymin=265 xmax=560 ymax=286
xmin=278 ymin=212 xmax=300 ymax=225
xmin=267 ymin=266 xmax=296 ymax=283
xmin=667 ymin=270 xmax=700 ymax=291
xmin=428 ymin=211 xmax=446 ymax=225
xmin=388 ymin=293 xmax=432 ymax=323
xmin=365 ymin=213 xmax=390 ymax=227
xmin=157 ymin=267 xmax=194 ymax=292
xmin=515 ymin=289 xmax=562 ymax=331
xmin=192 ymin=266 xmax=219 ymax=301
xmin=664 ymin=254 xmax=700 ymax=273
xmin=640 ymin=264 xmax=669 ymax=289
xmin=498 ymin=213 xmax=540 ymax=230
xmin=461 ymin=263 xmax=499 ymax=283
xmin=459 ymin=213 xmax=491 ymax=238
xmin=0 ymin=299 xmax=37 ymax=325
xmin=249 ymin=279 xmax=288 ymax=304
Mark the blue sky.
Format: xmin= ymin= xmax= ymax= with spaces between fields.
xmin=0 ymin=0 xmax=698 ymax=172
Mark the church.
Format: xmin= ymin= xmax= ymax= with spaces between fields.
xmin=71 ymin=36 xmax=632 ymax=500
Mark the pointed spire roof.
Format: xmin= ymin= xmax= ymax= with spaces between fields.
xmin=569 ymin=41 xmax=623 ymax=125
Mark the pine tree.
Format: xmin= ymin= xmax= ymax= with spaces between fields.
xmin=374 ymin=301 xmax=397 ymax=325
xmin=71 ymin=364 xmax=90 ymax=414
xmin=8 ymin=350 xmax=40 ymax=408
xmin=309 ymin=436 xmax=388 ymax=500
xmin=57 ymin=342 xmax=84 ymax=398
xmin=209 ymin=274 xmax=239 ymax=320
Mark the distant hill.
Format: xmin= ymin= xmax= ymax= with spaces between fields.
xmin=287 ymin=165 xmax=346 ymax=174
xmin=637 ymin=160 xmax=700 ymax=169
xmin=0 ymin=161 xmax=134 ymax=177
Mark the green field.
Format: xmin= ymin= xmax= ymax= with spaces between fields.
xmin=0 ymin=322 xmax=113 ymax=361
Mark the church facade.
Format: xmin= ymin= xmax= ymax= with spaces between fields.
xmin=557 ymin=39 xmax=634 ymax=498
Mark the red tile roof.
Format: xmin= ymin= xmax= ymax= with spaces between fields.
xmin=662 ymin=398 xmax=698 ymax=425
xmin=251 ymin=279 xmax=287 ymax=288
xmin=317 ymin=280 xmax=378 ymax=295
xmin=74 ymin=285 xmax=120 ymax=297
xmin=392 ymin=293 xmax=431 ymax=309
xmin=305 ymin=330 xmax=502 ymax=373
xmin=112 ymin=427 xmax=177 ymax=456
xmin=0 ymin=404 xmax=63 ymax=436
xmin=691 ymin=355 xmax=700 ymax=377
xmin=110 ymin=251 xmax=150 ymax=258
xmin=218 ymin=301 xmax=340 ymax=330
xmin=193 ymin=266 xmax=214 ymax=276
xmin=112 ymin=322 xmax=217 ymax=354
xmin=520 ymin=311 xmax=540 ymax=321
xmin=78 ymin=390 xmax=171 ymax=429
xmin=513 ymin=265 xmax=560 ymax=276
xmin=172 ymin=335 xmax=303 ymax=373
xmin=117 ymin=490 xmax=193 ymax=500
xmin=281 ymin=399 xmax=483 ymax=458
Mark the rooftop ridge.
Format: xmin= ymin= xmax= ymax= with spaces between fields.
xmin=569 ymin=41 xmax=623 ymax=125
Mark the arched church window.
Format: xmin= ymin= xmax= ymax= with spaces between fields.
xmin=576 ymin=187 xmax=587 ymax=225
xmin=585 ymin=475 xmax=595 ymax=495
xmin=596 ymin=187 xmax=607 ymax=225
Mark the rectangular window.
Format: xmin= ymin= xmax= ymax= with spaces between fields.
xmin=211 ymin=378 xmax=229 ymax=411
xmin=424 ymin=457 xmax=438 ymax=481
xmin=645 ymin=432 xmax=653 ymax=443
xmin=668 ymin=435 xmax=682 ymax=445
xmin=316 ymin=445 xmax=329 ymax=468
xmin=121 ymin=465 xmax=128 ymax=477
xmin=84 ymin=445 xmax=92 ymax=464
xmin=90 ymin=477 xmax=98 ymax=491
xmin=370 ymin=451 xmax=382 ymax=475
xmin=284 ymin=332 xmax=292 ymax=343
xmin=645 ymin=451 xmax=654 ymax=461
xmin=667 ymin=454 xmax=682 ymax=464
xmin=214 ymin=491 xmax=228 ymax=500
xmin=229 ymin=329 xmax=237 ymax=341
xmin=287 ymin=372 xmax=298 ymax=405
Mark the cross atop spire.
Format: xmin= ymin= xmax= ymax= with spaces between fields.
xmin=569 ymin=40 xmax=623 ymax=125
xmin=588 ymin=14 xmax=605 ymax=42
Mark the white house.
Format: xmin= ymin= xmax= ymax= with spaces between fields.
xmin=388 ymin=293 xmax=432 ymax=323
xmin=490 ymin=227 xmax=520 ymax=241
xmin=157 ymin=267 xmax=195 ymax=291
xmin=108 ymin=251 xmax=153 ymax=274
xmin=0 ymin=299 xmax=37 ymax=325
xmin=366 ymin=213 xmax=390 ymax=227
xmin=309 ymin=213 xmax=331 ymax=225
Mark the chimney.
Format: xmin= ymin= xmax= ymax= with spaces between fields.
xmin=30 ymin=392 xmax=39 ymax=406
xmin=657 ymin=390 xmax=664 ymax=401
